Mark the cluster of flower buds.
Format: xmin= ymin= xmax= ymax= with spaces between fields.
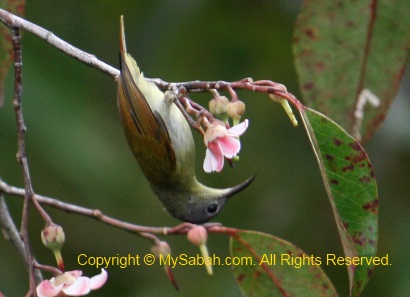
xmin=209 ymin=93 xmax=246 ymax=126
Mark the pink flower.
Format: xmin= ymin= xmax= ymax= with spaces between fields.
xmin=36 ymin=269 xmax=107 ymax=297
xmin=203 ymin=119 xmax=249 ymax=173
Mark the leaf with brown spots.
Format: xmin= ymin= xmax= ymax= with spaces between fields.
xmin=0 ymin=0 xmax=25 ymax=107
xmin=230 ymin=230 xmax=337 ymax=297
xmin=293 ymin=0 xmax=410 ymax=142
xmin=298 ymin=107 xmax=378 ymax=297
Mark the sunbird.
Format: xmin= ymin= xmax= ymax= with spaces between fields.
xmin=117 ymin=16 xmax=254 ymax=223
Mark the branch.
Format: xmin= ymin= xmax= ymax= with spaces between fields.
xmin=0 ymin=194 xmax=43 ymax=283
xmin=0 ymin=8 xmax=119 ymax=79
xmin=0 ymin=178 xmax=229 ymax=237
xmin=33 ymin=263 xmax=62 ymax=276
xmin=11 ymin=27 xmax=38 ymax=296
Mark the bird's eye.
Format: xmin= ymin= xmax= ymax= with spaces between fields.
xmin=206 ymin=203 xmax=218 ymax=214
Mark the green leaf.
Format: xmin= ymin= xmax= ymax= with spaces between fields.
xmin=293 ymin=0 xmax=410 ymax=142
xmin=230 ymin=230 xmax=337 ymax=297
xmin=0 ymin=0 xmax=26 ymax=107
xmin=299 ymin=107 xmax=378 ymax=297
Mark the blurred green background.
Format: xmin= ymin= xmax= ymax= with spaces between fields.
xmin=1 ymin=1 xmax=409 ymax=296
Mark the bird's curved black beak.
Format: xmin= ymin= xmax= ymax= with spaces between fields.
xmin=225 ymin=175 xmax=256 ymax=199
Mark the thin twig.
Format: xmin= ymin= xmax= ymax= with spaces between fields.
xmin=0 ymin=8 xmax=119 ymax=79
xmin=11 ymin=27 xmax=37 ymax=296
xmin=0 ymin=178 xmax=232 ymax=237
xmin=0 ymin=194 xmax=43 ymax=283
xmin=33 ymin=263 xmax=62 ymax=276
xmin=0 ymin=178 xmax=167 ymax=234
xmin=0 ymin=179 xmax=181 ymax=234
xmin=170 ymin=79 xmax=301 ymax=109
xmin=11 ymin=27 xmax=52 ymax=226
xmin=168 ymin=84 xmax=206 ymax=134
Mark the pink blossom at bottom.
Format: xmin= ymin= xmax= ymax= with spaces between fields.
xmin=36 ymin=269 xmax=107 ymax=297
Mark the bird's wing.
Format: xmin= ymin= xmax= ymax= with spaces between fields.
xmin=117 ymin=16 xmax=176 ymax=180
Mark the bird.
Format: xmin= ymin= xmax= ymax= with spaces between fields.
xmin=117 ymin=16 xmax=254 ymax=223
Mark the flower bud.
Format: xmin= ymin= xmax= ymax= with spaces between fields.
xmin=151 ymin=241 xmax=171 ymax=258
xmin=151 ymin=241 xmax=179 ymax=290
xmin=209 ymin=96 xmax=229 ymax=123
xmin=227 ymin=100 xmax=246 ymax=120
xmin=269 ymin=94 xmax=298 ymax=127
xmin=41 ymin=224 xmax=65 ymax=271
xmin=269 ymin=83 xmax=288 ymax=103
xmin=187 ymin=226 xmax=212 ymax=275
xmin=41 ymin=224 xmax=65 ymax=251
xmin=187 ymin=225 xmax=208 ymax=246
xmin=209 ymin=98 xmax=216 ymax=115
xmin=215 ymin=96 xmax=229 ymax=114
